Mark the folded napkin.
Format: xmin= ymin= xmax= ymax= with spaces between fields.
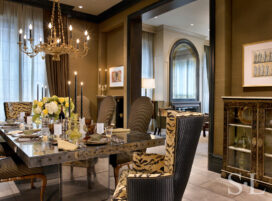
xmin=7 ymin=130 xmax=23 ymax=135
xmin=57 ymin=139 xmax=78 ymax=151
xmin=112 ymin=128 xmax=130 ymax=133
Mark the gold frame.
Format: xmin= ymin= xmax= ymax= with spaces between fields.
xmin=242 ymin=39 xmax=272 ymax=87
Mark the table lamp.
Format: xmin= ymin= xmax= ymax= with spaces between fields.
xmin=142 ymin=78 xmax=155 ymax=97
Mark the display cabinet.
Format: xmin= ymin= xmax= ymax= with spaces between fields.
xmin=222 ymin=97 xmax=272 ymax=190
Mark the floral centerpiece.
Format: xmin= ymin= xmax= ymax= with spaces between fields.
xmin=32 ymin=95 xmax=74 ymax=122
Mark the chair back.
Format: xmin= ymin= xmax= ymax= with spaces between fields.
xmin=4 ymin=102 xmax=32 ymax=120
xmin=76 ymin=96 xmax=92 ymax=120
xmin=97 ymin=96 xmax=116 ymax=125
xmin=165 ymin=111 xmax=203 ymax=201
xmin=128 ymin=97 xmax=153 ymax=133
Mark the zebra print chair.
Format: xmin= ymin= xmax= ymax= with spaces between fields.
xmin=110 ymin=96 xmax=154 ymax=186
xmin=0 ymin=144 xmax=46 ymax=201
xmin=112 ymin=111 xmax=203 ymax=201
xmin=4 ymin=102 xmax=32 ymax=120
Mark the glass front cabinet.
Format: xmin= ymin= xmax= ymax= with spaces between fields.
xmin=222 ymin=97 xmax=272 ymax=190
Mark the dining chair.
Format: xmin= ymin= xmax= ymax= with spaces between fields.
xmin=110 ymin=96 xmax=154 ymax=187
xmin=112 ymin=111 xmax=203 ymax=201
xmin=0 ymin=143 xmax=46 ymax=201
xmin=4 ymin=102 xmax=32 ymax=120
xmin=76 ymin=95 xmax=92 ymax=120
xmin=64 ymin=96 xmax=116 ymax=189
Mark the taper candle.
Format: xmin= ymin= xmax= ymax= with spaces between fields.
xmin=41 ymin=85 xmax=44 ymax=99
xmin=98 ymin=68 xmax=101 ymax=85
xmin=80 ymin=82 xmax=83 ymax=119
xmin=74 ymin=71 xmax=77 ymax=113
xmin=44 ymin=86 xmax=47 ymax=97
xmin=19 ymin=29 xmax=22 ymax=42
xmin=37 ymin=83 xmax=39 ymax=101
xmin=105 ymin=69 xmax=108 ymax=85
xmin=68 ymin=81 xmax=71 ymax=117
xmin=29 ymin=24 xmax=32 ymax=39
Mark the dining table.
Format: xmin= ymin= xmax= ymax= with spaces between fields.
xmin=0 ymin=125 xmax=165 ymax=201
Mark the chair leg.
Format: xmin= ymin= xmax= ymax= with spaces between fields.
xmin=87 ymin=167 xmax=92 ymax=189
xmin=70 ymin=166 xmax=74 ymax=181
xmin=40 ymin=175 xmax=47 ymax=201
xmin=114 ymin=165 xmax=121 ymax=187
xmin=30 ymin=178 xmax=35 ymax=189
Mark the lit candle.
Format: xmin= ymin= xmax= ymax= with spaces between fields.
xmin=80 ymin=82 xmax=83 ymax=119
xmin=68 ymin=81 xmax=71 ymax=117
xmin=74 ymin=71 xmax=77 ymax=113
xmin=69 ymin=25 xmax=72 ymax=39
xmin=23 ymin=34 xmax=27 ymax=46
xmin=57 ymin=38 xmax=60 ymax=47
xmin=87 ymin=35 xmax=90 ymax=42
xmin=84 ymin=30 xmax=88 ymax=42
xmin=98 ymin=68 xmax=101 ymax=85
xmin=76 ymin=39 xmax=80 ymax=49
xmin=29 ymin=24 xmax=32 ymax=39
xmin=37 ymin=83 xmax=39 ymax=101
xmin=19 ymin=29 xmax=22 ymax=42
xmin=105 ymin=69 xmax=108 ymax=85
xmin=48 ymin=23 xmax=52 ymax=29
xmin=39 ymin=37 xmax=42 ymax=44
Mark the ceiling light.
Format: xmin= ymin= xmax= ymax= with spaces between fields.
xmin=154 ymin=16 xmax=158 ymax=19
xmin=190 ymin=23 xmax=194 ymax=26
xmin=78 ymin=5 xmax=83 ymax=9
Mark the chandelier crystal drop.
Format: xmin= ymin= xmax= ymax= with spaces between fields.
xmin=17 ymin=0 xmax=90 ymax=61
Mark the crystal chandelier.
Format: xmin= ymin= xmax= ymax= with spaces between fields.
xmin=17 ymin=0 xmax=90 ymax=61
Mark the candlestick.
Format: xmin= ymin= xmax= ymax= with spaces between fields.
xmin=37 ymin=83 xmax=39 ymax=101
xmin=98 ymin=68 xmax=101 ymax=85
xmin=74 ymin=71 xmax=77 ymax=113
xmin=68 ymin=81 xmax=71 ymax=117
xmin=105 ymin=69 xmax=108 ymax=85
xmin=80 ymin=82 xmax=83 ymax=119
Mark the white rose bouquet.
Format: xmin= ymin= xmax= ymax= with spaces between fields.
xmin=32 ymin=95 xmax=75 ymax=122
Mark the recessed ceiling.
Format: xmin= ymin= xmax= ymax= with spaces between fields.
xmin=143 ymin=0 xmax=209 ymax=39
xmin=59 ymin=0 xmax=122 ymax=16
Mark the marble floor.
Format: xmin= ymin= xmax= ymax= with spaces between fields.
xmin=1 ymin=133 xmax=272 ymax=200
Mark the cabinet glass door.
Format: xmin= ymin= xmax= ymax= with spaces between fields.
xmin=227 ymin=106 xmax=253 ymax=172
xmin=263 ymin=108 xmax=272 ymax=178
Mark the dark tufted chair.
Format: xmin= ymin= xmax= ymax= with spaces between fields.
xmin=64 ymin=96 xmax=116 ymax=188
xmin=112 ymin=111 xmax=204 ymax=201
xmin=97 ymin=96 xmax=116 ymax=126
xmin=110 ymin=96 xmax=154 ymax=186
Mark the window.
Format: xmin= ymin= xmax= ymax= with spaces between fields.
xmin=169 ymin=39 xmax=199 ymax=102
xmin=0 ymin=1 xmax=48 ymax=120
xmin=141 ymin=31 xmax=154 ymax=98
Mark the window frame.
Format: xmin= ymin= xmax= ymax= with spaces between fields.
xmin=169 ymin=39 xmax=200 ymax=104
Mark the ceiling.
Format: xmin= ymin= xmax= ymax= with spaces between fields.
xmin=143 ymin=0 xmax=209 ymax=39
xmin=58 ymin=0 xmax=122 ymax=15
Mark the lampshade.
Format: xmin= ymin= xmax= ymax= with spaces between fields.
xmin=142 ymin=78 xmax=155 ymax=89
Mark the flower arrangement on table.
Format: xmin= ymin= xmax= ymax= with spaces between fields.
xmin=32 ymin=95 xmax=74 ymax=122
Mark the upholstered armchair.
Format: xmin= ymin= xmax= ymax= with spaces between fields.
xmin=110 ymin=97 xmax=154 ymax=186
xmin=112 ymin=111 xmax=203 ymax=201
xmin=0 ymin=144 xmax=46 ymax=201
xmin=4 ymin=102 xmax=32 ymax=120
xmin=64 ymin=96 xmax=116 ymax=188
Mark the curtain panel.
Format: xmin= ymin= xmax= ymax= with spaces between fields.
xmin=43 ymin=9 xmax=69 ymax=97
xmin=0 ymin=1 xmax=47 ymax=120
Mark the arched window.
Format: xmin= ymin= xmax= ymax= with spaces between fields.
xmin=169 ymin=39 xmax=199 ymax=104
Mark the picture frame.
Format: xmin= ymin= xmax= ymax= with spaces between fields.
xmin=109 ymin=66 xmax=124 ymax=87
xmin=243 ymin=40 xmax=272 ymax=87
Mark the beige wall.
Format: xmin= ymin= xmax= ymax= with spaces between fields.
xmin=214 ymin=0 xmax=272 ymax=156
xmin=68 ymin=18 xmax=98 ymax=120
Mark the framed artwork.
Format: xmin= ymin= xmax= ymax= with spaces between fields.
xmin=109 ymin=66 xmax=124 ymax=87
xmin=243 ymin=40 xmax=272 ymax=87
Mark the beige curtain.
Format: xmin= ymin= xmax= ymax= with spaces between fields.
xmin=43 ymin=8 xmax=69 ymax=97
